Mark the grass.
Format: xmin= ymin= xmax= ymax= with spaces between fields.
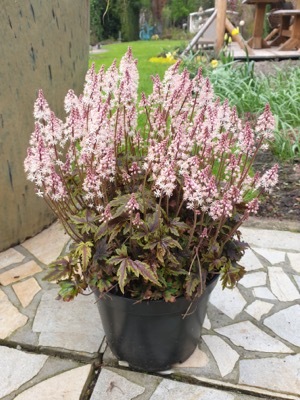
xmin=89 ymin=40 xmax=186 ymax=95
xmin=89 ymin=41 xmax=300 ymax=161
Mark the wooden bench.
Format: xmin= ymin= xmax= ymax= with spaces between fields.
xmin=271 ymin=9 xmax=300 ymax=49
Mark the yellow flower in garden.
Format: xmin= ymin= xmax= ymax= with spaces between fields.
xmin=231 ymin=27 xmax=239 ymax=36
xmin=211 ymin=59 xmax=218 ymax=68
xmin=166 ymin=52 xmax=175 ymax=60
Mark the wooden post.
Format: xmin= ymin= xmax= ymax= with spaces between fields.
xmin=215 ymin=0 xmax=227 ymax=54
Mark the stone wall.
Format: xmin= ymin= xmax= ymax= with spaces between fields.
xmin=0 ymin=0 xmax=90 ymax=251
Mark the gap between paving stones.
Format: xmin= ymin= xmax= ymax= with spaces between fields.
xmin=0 ymin=339 xmax=104 ymax=364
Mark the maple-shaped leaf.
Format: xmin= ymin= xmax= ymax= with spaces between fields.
xmin=221 ymin=261 xmax=246 ymax=289
xmin=44 ymin=256 xmax=77 ymax=282
xmin=184 ymin=273 xmax=200 ymax=297
xmin=74 ymin=241 xmax=93 ymax=272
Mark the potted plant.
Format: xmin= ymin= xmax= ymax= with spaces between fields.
xmin=24 ymin=49 xmax=278 ymax=371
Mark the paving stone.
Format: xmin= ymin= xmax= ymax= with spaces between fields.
xmin=0 ymin=260 xmax=42 ymax=286
xmin=240 ymin=248 xmax=264 ymax=271
xmin=239 ymin=354 xmax=300 ymax=396
xmin=0 ymin=248 xmax=25 ymax=270
xmin=0 ymin=346 xmax=48 ymax=398
xmin=22 ymin=221 xmax=69 ymax=265
xmin=32 ymin=289 xmax=104 ymax=354
xmin=252 ymin=287 xmax=277 ymax=300
xmin=150 ymin=378 xmax=235 ymax=400
xmin=12 ymin=278 xmax=41 ymax=308
xmin=203 ymin=314 xmax=211 ymax=330
xmin=240 ymin=228 xmax=300 ymax=251
xmin=238 ymin=271 xmax=267 ymax=288
xmin=14 ymin=364 xmax=91 ymax=400
xmin=209 ymin=282 xmax=246 ymax=319
xmin=0 ymin=290 xmax=28 ymax=339
xmin=268 ymin=267 xmax=300 ymax=301
xmin=174 ymin=347 xmax=209 ymax=368
xmin=202 ymin=335 xmax=239 ymax=377
xmin=253 ymin=248 xmax=286 ymax=264
xmin=263 ymin=305 xmax=300 ymax=347
xmin=287 ymin=253 xmax=300 ymax=273
xmin=245 ymin=300 xmax=274 ymax=321
xmin=91 ymin=368 xmax=145 ymax=400
xmin=215 ymin=321 xmax=293 ymax=353
xmin=294 ymin=275 xmax=300 ymax=290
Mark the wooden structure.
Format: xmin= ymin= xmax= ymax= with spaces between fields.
xmin=183 ymin=0 xmax=300 ymax=59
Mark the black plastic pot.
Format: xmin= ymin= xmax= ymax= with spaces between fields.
xmin=94 ymin=276 xmax=218 ymax=372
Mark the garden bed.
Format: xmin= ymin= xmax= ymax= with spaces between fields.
xmin=252 ymin=59 xmax=300 ymax=222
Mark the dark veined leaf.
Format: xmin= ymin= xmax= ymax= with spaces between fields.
xmin=169 ymin=218 xmax=189 ymax=236
xmin=93 ymin=239 xmax=110 ymax=264
xmin=43 ymin=256 xmax=76 ymax=282
xmin=221 ymin=261 xmax=246 ymax=289
xmin=184 ymin=274 xmax=200 ymax=297
xmin=133 ymin=260 xmax=161 ymax=287
xmin=148 ymin=206 xmax=160 ymax=232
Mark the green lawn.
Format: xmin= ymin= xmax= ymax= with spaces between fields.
xmin=89 ymin=40 xmax=187 ymax=95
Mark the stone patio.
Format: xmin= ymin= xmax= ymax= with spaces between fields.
xmin=0 ymin=221 xmax=299 ymax=399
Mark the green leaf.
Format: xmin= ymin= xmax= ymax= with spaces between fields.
xmin=148 ymin=206 xmax=160 ymax=232
xmin=74 ymin=241 xmax=93 ymax=272
xmin=156 ymin=243 xmax=166 ymax=264
xmin=117 ymin=260 xmax=128 ymax=293
xmin=57 ymin=280 xmax=79 ymax=302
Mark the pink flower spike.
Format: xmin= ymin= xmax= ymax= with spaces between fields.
xmin=126 ymin=193 xmax=140 ymax=214
xmin=33 ymin=89 xmax=51 ymax=121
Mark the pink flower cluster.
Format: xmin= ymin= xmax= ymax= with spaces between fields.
xmin=24 ymin=48 xmax=278 ymax=242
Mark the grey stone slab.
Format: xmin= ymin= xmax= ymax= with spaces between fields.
xmin=240 ymin=248 xmax=264 ymax=271
xmin=263 ymin=305 xmax=300 ymax=347
xmin=32 ymin=289 xmax=104 ymax=355
xmin=253 ymin=248 xmax=286 ymax=264
xmin=0 ymin=346 xmax=48 ymax=398
xmin=238 ymin=271 xmax=267 ymax=288
xmin=150 ymin=379 xmax=236 ymax=400
xmin=252 ymin=287 xmax=277 ymax=300
xmin=287 ymin=253 xmax=300 ymax=273
xmin=215 ymin=321 xmax=293 ymax=353
xmin=202 ymin=335 xmax=239 ymax=377
xmin=245 ymin=300 xmax=274 ymax=321
xmin=209 ymin=282 xmax=246 ymax=320
xmin=0 ymin=248 xmax=25 ymax=270
xmin=91 ymin=368 xmax=145 ymax=400
xmin=0 ymin=289 xmax=28 ymax=339
xmin=173 ymin=347 xmax=209 ymax=368
xmin=14 ymin=365 xmax=91 ymax=400
xmin=240 ymin=227 xmax=300 ymax=252
xmin=239 ymin=354 xmax=300 ymax=396
xmin=268 ymin=267 xmax=300 ymax=301
xmin=22 ymin=221 xmax=69 ymax=265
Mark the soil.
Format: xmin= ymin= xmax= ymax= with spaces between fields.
xmin=249 ymin=59 xmax=300 ymax=224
